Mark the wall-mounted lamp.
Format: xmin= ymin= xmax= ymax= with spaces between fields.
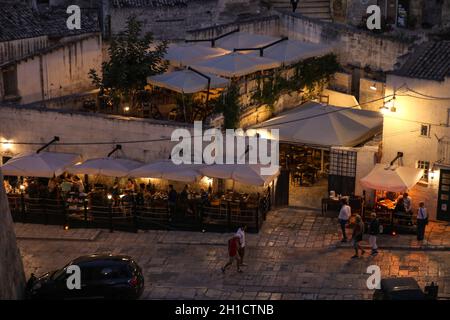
xmin=123 ymin=106 xmax=130 ymax=112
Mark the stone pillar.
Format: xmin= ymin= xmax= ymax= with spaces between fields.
xmin=0 ymin=169 xmax=26 ymax=299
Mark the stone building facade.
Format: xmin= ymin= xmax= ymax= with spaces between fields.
xmin=0 ymin=170 xmax=26 ymax=299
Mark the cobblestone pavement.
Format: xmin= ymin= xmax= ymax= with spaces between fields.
xmin=16 ymin=207 xmax=450 ymax=300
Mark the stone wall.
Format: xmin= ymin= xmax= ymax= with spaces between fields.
xmin=0 ymin=169 xmax=26 ymax=299
xmin=279 ymin=12 xmax=413 ymax=72
xmin=0 ymin=105 xmax=193 ymax=163
xmin=107 ymin=0 xmax=266 ymax=40
xmin=359 ymin=78 xmax=385 ymax=112
xmin=186 ymin=14 xmax=281 ymax=40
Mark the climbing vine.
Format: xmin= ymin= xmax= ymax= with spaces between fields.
xmin=213 ymin=82 xmax=241 ymax=129
xmin=251 ymin=53 xmax=341 ymax=108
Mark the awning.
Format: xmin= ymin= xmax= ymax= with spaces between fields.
xmin=68 ymin=158 xmax=143 ymax=177
xmin=129 ymin=160 xmax=204 ymax=183
xmin=200 ymin=163 xmax=279 ymax=186
xmin=252 ymin=101 xmax=383 ymax=147
xmin=213 ymin=32 xmax=281 ymax=51
xmin=165 ymin=43 xmax=230 ymax=67
xmin=360 ymin=164 xmax=424 ymax=192
xmin=1 ymin=152 xmax=81 ymax=178
xmin=147 ymin=69 xmax=229 ymax=94
xmin=251 ymin=40 xmax=334 ymax=65
xmin=192 ymin=52 xmax=280 ymax=78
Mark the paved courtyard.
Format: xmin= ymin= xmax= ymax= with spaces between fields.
xmin=16 ymin=207 xmax=450 ymax=300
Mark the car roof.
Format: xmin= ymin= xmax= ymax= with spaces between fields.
xmin=381 ymin=277 xmax=421 ymax=292
xmin=71 ymin=254 xmax=133 ymax=265
xmin=381 ymin=277 xmax=426 ymax=299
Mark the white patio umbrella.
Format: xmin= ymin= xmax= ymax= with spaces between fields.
xmin=129 ymin=160 xmax=204 ymax=183
xmin=165 ymin=43 xmax=229 ymax=67
xmin=252 ymin=101 xmax=383 ymax=147
xmin=360 ymin=164 xmax=424 ymax=193
xmin=212 ymin=32 xmax=281 ymax=51
xmin=1 ymin=151 xmax=81 ymax=178
xmin=252 ymin=40 xmax=333 ymax=65
xmin=192 ymin=52 xmax=280 ymax=78
xmin=68 ymin=158 xmax=143 ymax=177
xmin=147 ymin=69 xmax=229 ymax=94
xmin=200 ymin=163 xmax=279 ymax=187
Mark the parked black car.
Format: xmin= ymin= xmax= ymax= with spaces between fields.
xmin=26 ymin=254 xmax=144 ymax=300
xmin=373 ymin=277 xmax=438 ymax=300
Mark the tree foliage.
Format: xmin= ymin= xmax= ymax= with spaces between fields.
xmin=89 ymin=16 xmax=168 ymax=112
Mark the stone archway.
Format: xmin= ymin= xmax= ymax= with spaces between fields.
xmin=0 ymin=170 xmax=26 ymax=299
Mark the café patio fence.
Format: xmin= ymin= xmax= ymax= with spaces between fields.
xmin=7 ymin=194 xmax=269 ymax=233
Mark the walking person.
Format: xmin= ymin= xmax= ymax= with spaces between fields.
xmin=351 ymin=215 xmax=365 ymax=258
xmin=290 ymin=0 xmax=299 ymax=12
xmin=221 ymin=236 xmax=242 ymax=273
xmin=416 ymin=202 xmax=428 ymax=241
xmin=168 ymin=185 xmax=178 ymax=220
xmin=368 ymin=212 xmax=379 ymax=256
xmin=235 ymin=226 xmax=247 ymax=266
xmin=338 ymin=198 xmax=351 ymax=242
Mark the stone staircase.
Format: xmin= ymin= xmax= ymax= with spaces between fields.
xmin=265 ymin=0 xmax=332 ymax=22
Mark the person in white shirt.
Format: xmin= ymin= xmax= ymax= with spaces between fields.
xmin=235 ymin=226 xmax=247 ymax=266
xmin=338 ymin=198 xmax=351 ymax=242
xmin=403 ymin=192 xmax=412 ymax=214
xmin=416 ymin=201 xmax=428 ymax=241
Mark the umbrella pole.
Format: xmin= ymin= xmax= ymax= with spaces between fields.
xmin=182 ymin=92 xmax=187 ymax=122
xmin=321 ymin=149 xmax=324 ymax=173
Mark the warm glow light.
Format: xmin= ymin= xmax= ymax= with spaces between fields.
xmin=19 ymin=185 xmax=25 ymax=191
xmin=1 ymin=140 xmax=13 ymax=150
xmin=370 ymin=84 xmax=377 ymax=91
xmin=119 ymin=194 xmax=125 ymax=199
xmin=124 ymin=106 xmax=130 ymax=112
xmin=430 ymin=170 xmax=435 ymax=180
xmin=201 ymin=176 xmax=213 ymax=185
xmin=75 ymin=162 xmax=82 ymax=165
xmin=64 ymin=225 xmax=69 ymax=230
xmin=107 ymin=194 xmax=113 ymax=200
xmin=380 ymin=106 xmax=389 ymax=115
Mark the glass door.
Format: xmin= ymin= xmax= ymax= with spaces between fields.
xmin=437 ymin=169 xmax=450 ymax=221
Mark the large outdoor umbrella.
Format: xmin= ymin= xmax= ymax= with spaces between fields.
xmin=165 ymin=43 xmax=229 ymax=67
xmin=252 ymin=101 xmax=383 ymax=147
xmin=213 ymin=32 xmax=280 ymax=51
xmin=68 ymin=158 xmax=143 ymax=177
xmin=360 ymin=164 xmax=424 ymax=192
xmin=252 ymin=39 xmax=333 ymax=65
xmin=192 ymin=52 xmax=280 ymax=78
xmin=129 ymin=160 xmax=204 ymax=183
xmin=1 ymin=151 xmax=81 ymax=178
xmin=147 ymin=69 xmax=229 ymax=94
xmin=200 ymin=163 xmax=279 ymax=186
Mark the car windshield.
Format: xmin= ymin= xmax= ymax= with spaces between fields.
xmin=51 ymin=264 xmax=70 ymax=280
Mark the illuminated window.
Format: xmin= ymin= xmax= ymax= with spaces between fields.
xmin=417 ymin=160 xmax=430 ymax=181
xmin=420 ymin=124 xmax=431 ymax=137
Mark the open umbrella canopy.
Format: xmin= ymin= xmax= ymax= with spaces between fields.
xmin=1 ymin=151 xmax=81 ymax=178
xmin=200 ymin=163 xmax=279 ymax=186
xmin=129 ymin=160 xmax=204 ymax=183
xmin=147 ymin=69 xmax=229 ymax=94
xmin=68 ymin=158 xmax=143 ymax=177
xmin=192 ymin=52 xmax=280 ymax=78
xmin=360 ymin=164 xmax=424 ymax=193
xmin=252 ymin=101 xmax=383 ymax=147
xmin=212 ymin=32 xmax=281 ymax=51
xmin=251 ymin=39 xmax=334 ymax=65
xmin=165 ymin=43 xmax=230 ymax=67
